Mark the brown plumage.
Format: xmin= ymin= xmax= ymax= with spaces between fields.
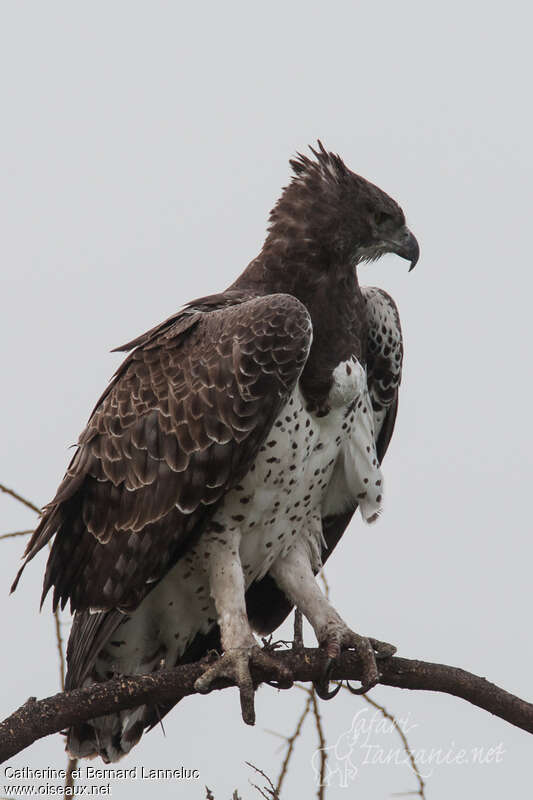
xmin=12 ymin=142 xmax=419 ymax=761
xmin=14 ymin=294 xmax=311 ymax=612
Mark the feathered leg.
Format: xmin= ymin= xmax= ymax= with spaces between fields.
xmin=269 ymin=540 xmax=396 ymax=697
xmin=193 ymin=527 xmax=292 ymax=724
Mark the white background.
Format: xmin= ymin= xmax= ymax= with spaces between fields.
xmin=1 ymin=2 xmax=532 ymax=798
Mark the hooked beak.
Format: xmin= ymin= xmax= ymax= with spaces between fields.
xmin=388 ymin=226 xmax=420 ymax=271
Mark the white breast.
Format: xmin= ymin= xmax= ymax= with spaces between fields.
xmin=215 ymin=357 xmax=384 ymax=581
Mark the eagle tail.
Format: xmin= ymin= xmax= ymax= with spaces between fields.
xmin=67 ymin=704 xmax=150 ymax=763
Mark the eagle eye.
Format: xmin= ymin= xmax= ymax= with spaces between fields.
xmin=374 ymin=211 xmax=392 ymax=226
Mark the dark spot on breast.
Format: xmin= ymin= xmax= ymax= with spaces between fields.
xmin=210 ymin=521 xmax=225 ymax=533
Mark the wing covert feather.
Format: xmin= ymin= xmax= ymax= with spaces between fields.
xmin=13 ymin=293 xmax=312 ymax=614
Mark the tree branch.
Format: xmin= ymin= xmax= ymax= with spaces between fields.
xmin=0 ymin=484 xmax=41 ymax=516
xmin=1 ymin=648 xmax=532 ymax=763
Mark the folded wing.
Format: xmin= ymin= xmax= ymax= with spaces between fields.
xmin=12 ymin=293 xmax=312 ymax=619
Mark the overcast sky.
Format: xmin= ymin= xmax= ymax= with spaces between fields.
xmin=1 ymin=2 xmax=532 ymax=798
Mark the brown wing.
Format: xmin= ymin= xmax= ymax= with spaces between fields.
xmin=12 ymin=293 xmax=312 ymax=616
xmin=246 ymin=286 xmax=403 ymax=635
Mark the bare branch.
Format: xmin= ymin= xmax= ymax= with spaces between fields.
xmin=48 ymin=571 xmax=78 ymax=793
xmin=1 ymin=648 xmax=532 ymax=763
xmin=0 ymin=485 xmax=77 ymax=792
xmin=50 ymin=558 xmax=66 ymax=690
xmin=292 ymin=609 xmax=304 ymax=652
xmin=358 ymin=691 xmax=426 ymax=799
xmin=310 ymin=689 xmax=327 ymax=800
xmin=275 ymin=692 xmax=312 ymax=795
xmin=246 ymin=763 xmax=279 ymax=799
xmin=0 ymin=530 xmax=33 ymax=541
xmin=0 ymin=484 xmax=41 ymax=516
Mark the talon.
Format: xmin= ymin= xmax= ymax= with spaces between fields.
xmin=193 ymin=645 xmax=292 ymax=725
xmin=194 ymin=646 xmax=256 ymax=724
xmin=256 ymin=647 xmax=293 ymax=690
xmin=315 ymin=625 xmax=396 ymax=700
xmin=345 ymin=677 xmax=376 ymax=695
xmin=368 ymin=637 xmax=397 ymax=659
xmin=313 ymin=657 xmax=342 ymax=700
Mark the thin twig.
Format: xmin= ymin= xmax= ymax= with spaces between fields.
xmin=47 ymin=548 xmax=79 ymax=790
xmin=246 ymin=762 xmax=279 ymax=799
xmin=0 ymin=530 xmax=33 ymax=540
xmin=0 ymin=483 xmax=41 ymax=515
xmin=64 ymin=758 xmax=78 ymax=792
xmin=50 ymin=545 xmax=66 ymax=691
xmin=275 ymin=692 xmax=313 ymax=795
xmin=293 ymin=609 xmax=304 ymax=651
xmin=310 ymin=689 xmax=327 ymax=800
xmin=358 ymin=690 xmax=426 ymax=799
xmin=1 ymin=485 xmax=77 ymax=790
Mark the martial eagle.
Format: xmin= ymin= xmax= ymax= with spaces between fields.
xmin=13 ymin=143 xmax=419 ymax=762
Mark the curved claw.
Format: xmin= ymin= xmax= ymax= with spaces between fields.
xmin=314 ymin=629 xmax=396 ymax=700
xmin=194 ymin=647 xmax=257 ymax=725
xmin=313 ymin=659 xmax=342 ymax=700
xmin=194 ymin=645 xmax=293 ymax=725
xmin=315 ymin=680 xmax=342 ymax=700
xmin=265 ymin=679 xmax=287 ymax=688
xmin=368 ymin=638 xmax=397 ymax=660
xmin=345 ymin=677 xmax=378 ymax=695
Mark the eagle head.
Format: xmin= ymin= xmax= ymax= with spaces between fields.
xmin=267 ymin=141 xmax=419 ymax=272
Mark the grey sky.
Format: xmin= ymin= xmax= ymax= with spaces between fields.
xmin=1 ymin=2 xmax=532 ymax=797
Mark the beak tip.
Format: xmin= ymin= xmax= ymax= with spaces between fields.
xmin=406 ymin=230 xmax=419 ymax=272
